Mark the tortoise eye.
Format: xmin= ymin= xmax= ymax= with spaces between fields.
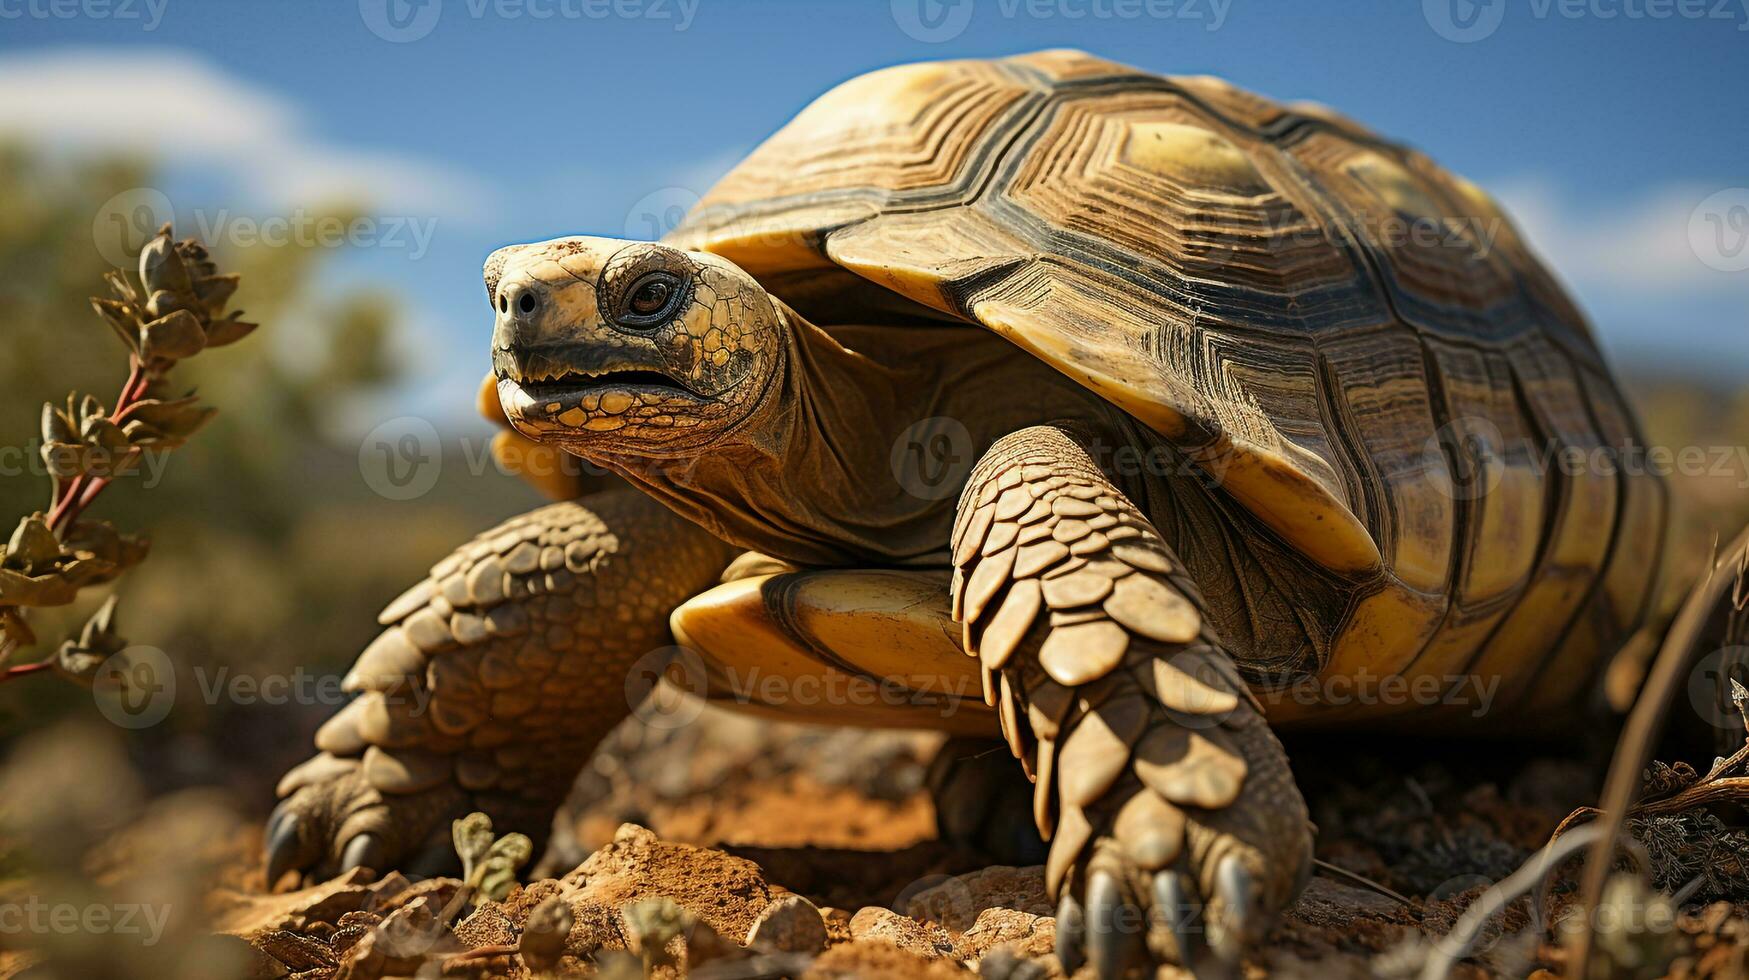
xmin=622 ymin=272 xmax=682 ymax=324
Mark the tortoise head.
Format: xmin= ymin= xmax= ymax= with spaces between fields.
xmin=484 ymin=237 xmax=785 ymax=458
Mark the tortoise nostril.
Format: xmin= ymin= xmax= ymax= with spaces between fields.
xmin=518 ymin=293 xmax=537 ymax=315
xmin=498 ymin=293 xmax=508 ymax=314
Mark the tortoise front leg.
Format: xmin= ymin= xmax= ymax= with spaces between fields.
xmin=265 ymin=489 xmax=734 ymax=886
xmin=951 ymin=424 xmax=1312 ymax=975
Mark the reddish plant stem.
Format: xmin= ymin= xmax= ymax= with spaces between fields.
xmin=2 ymin=658 xmax=53 ymax=680
xmin=5 ymin=358 xmax=152 ymax=681
xmin=47 ymin=359 xmax=147 ymax=533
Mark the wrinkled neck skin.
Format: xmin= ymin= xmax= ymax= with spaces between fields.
xmin=588 ymin=304 xmax=1118 ymax=568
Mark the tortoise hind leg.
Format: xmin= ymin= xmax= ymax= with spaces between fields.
xmin=928 ymin=736 xmax=1050 ymax=866
xmin=952 ymin=423 xmax=1313 ymax=975
xmin=265 ymin=489 xmax=734 ymax=887
xmin=670 ymin=566 xmax=997 ymax=734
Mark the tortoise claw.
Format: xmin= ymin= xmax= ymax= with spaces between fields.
xmin=1086 ymin=869 xmax=1146 ymax=979
xmin=264 ymin=807 xmax=313 ymax=890
xmin=341 ymin=833 xmax=385 ymax=875
xmin=1207 ymin=854 xmax=1255 ymax=965
xmin=1148 ymin=871 xmax=1197 ymax=967
xmin=1056 ymin=891 xmax=1086 ymax=976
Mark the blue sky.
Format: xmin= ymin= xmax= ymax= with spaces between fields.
xmin=3 ymin=0 xmax=1746 ymax=427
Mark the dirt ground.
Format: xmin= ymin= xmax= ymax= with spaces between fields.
xmin=3 ymin=700 xmax=1743 ymax=979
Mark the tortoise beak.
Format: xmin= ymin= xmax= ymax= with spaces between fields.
xmin=494 ymin=340 xmax=712 ymax=438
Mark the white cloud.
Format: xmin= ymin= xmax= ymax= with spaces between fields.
xmin=1493 ymin=177 xmax=1744 ymax=293
xmin=1484 ymin=177 xmax=1749 ymax=373
xmin=0 ymin=48 xmax=492 ymax=220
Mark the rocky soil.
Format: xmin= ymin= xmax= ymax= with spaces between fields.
xmin=7 ymin=705 xmax=1749 ymax=978
xmin=188 ymin=709 xmax=1749 ymax=978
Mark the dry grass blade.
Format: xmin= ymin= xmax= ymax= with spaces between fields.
xmin=1567 ymin=525 xmax=1749 ymax=978
xmin=1422 ymin=824 xmax=1607 ymax=980
xmin=1312 ymin=858 xmax=1413 ymax=907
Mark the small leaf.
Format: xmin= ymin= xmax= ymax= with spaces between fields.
xmin=202 ymin=315 xmax=258 ymax=348
xmin=80 ymin=417 xmax=134 ymax=456
xmin=41 ymin=402 xmax=76 ymax=445
xmin=89 ymin=298 xmax=142 ymax=355
xmin=139 ymin=309 xmax=206 ymax=363
xmin=39 ymin=441 xmax=88 ymax=480
xmin=43 ymin=425 xmax=147 ymax=481
xmin=175 ymin=237 xmax=217 ymax=282
xmin=0 ymin=567 xmax=78 ymax=608
xmin=103 ymin=270 xmax=140 ymax=305
xmin=123 ymin=396 xmax=215 ymax=444
xmin=78 ymin=395 xmax=106 ymax=426
xmin=54 ymin=595 xmax=127 ymax=686
xmin=5 ymin=514 xmax=61 ymax=571
xmin=452 ymin=812 xmax=495 ymax=884
xmin=477 ymin=831 xmax=532 ymax=900
xmin=484 ymin=831 xmax=531 ymax=867
xmin=144 ymin=289 xmax=190 ymax=321
xmin=194 ymin=274 xmax=239 ymax=316
xmin=0 ymin=608 xmax=38 ymax=649
xmin=138 ymin=225 xmax=194 ymax=299
xmin=63 ymin=521 xmax=149 ymax=573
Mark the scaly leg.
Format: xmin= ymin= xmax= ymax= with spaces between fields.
xmin=950 ymin=424 xmax=1312 ymax=975
xmin=265 ymin=489 xmax=734 ymax=885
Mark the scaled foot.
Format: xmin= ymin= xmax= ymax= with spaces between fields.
xmin=950 ymin=424 xmax=1313 ymax=975
xmin=267 ymin=492 xmax=733 ymax=887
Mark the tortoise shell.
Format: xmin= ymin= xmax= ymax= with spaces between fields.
xmin=667 ymin=50 xmax=1667 ymax=713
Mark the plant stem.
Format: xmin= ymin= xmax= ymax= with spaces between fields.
xmin=47 ymin=358 xmax=146 ymax=534
xmin=4 ymin=358 xmax=151 ymax=680
xmin=2 ymin=657 xmax=53 ymax=680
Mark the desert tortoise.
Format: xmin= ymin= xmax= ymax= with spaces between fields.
xmin=267 ymin=50 xmax=1669 ymax=973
